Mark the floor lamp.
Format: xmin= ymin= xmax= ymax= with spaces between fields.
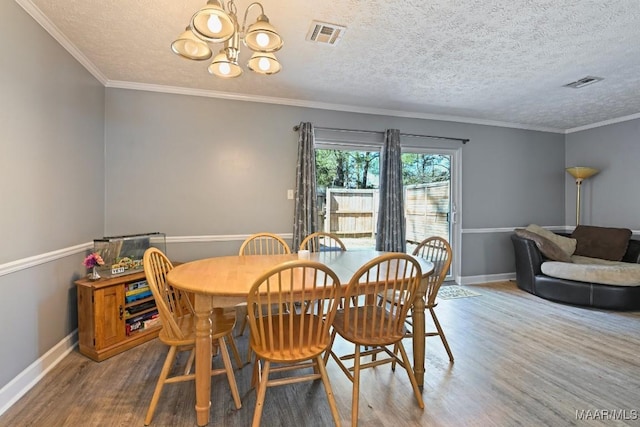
xmin=566 ymin=166 xmax=599 ymax=225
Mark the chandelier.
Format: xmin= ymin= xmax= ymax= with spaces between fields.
xmin=171 ymin=0 xmax=283 ymax=78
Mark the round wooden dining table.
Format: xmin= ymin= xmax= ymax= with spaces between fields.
xmin=167 ymin=249 xmax=434 ymax=426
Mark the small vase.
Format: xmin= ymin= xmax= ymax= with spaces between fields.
xmin=88 ymin=266 xmax=101 ymax=281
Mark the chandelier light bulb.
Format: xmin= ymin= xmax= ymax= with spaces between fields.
xmin=256 ymin=32 xmax=270 ymax=48
xmin=218 ymin=62 xmax=231 ymax=75
xmin=258 ymin=57 xmax=270 ymax=71
xmin=207 ymin=14 xmax=223 ymax=33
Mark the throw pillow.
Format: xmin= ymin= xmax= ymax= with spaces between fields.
xmin=525 ymin=224 xmax=577 ymax=258
xmin=515 ymin=229 xmax=573 ymax=263
xmin=571 ymin=225 xmax=632 ymax=261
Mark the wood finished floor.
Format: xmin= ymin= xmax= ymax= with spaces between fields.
xmin=2 ymin=281 xmax=640 ymax=427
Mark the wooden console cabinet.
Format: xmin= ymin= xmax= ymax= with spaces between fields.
xmin=75 ymin=271 xmax=160 ymax=362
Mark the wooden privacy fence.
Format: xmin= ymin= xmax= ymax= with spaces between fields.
xmin=322 ymin=188 xmax=378 ymax=237
xmin=404 ymin=182 xmax=450 ymax=243
xmin=319 ymin=182 xmax=450 ymax=240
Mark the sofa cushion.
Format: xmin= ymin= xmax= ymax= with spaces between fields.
xmin=541 ymin=260 xmax=640 ymax=286
xmin=515 ymin=229 xmax=572 ymax=262
xmin=525 ymin=224 xmax=577 ymax=258
xmin=571 ymin=225 xmax=632 ymax=261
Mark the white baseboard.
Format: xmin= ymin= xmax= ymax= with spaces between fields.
xmin=458 ymin=272 xmax=516 ymax=285
xmin=0 ymin=330 xmax=78 ymax=417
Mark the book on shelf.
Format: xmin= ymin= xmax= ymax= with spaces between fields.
xmin=125 ymin=290 xmax=152 ymax=303
xmin=125 ymin=300 xmax=157 ymax=317
xmin=125 ymin=285 xmax=150 ymax=297
xmin=126 ymin=309 xmax=158 ymax=324
xmin=126 ymin=310 xmax=159 ymax=335
xmin=143 ymin=315 xmax=161 ymax=329
xmin=126 ymin=280 xmax=148 ymax=292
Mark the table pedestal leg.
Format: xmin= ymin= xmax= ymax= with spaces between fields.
xmin=412 ymin=288 xmax=426 ymax=390
xmin=194 ymin=294 xmax=213 ymax=426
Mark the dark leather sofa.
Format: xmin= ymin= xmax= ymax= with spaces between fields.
xmin=511 ymin=233 xmax=640 ymax=310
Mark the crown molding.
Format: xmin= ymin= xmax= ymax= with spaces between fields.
xmin=106 ymin=80 xmax=565 ymax=134
xmin=565 ymin=111 xmax=640 ymax=133
xmin=19 ymin=0 xmax=640 ymax=135
xmin=16 ymin=0 xmax=108 ymax=85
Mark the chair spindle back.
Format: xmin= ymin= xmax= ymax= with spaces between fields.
xmin=247 ymin=260 xmax=340 ymax=358
xmin=239 ymin=232 xmax=291 ymax=255
xmin=299 ymin=231 xmax=346 ymax=253
xmin=412 ymin=237 xmax=452 ymax=306
xmin=342 ymin=253 xmax=422 ymax=343
xmin=143 ymin=247 xmax=194 ymax=341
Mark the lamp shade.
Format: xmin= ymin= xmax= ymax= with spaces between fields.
xmin=171 ymin=27 xmax=213 ymax=60
xmin=566 ymin=166 xmax=599 ymax=180
xmin=208 ymin=51 xmax=243 ymax=78
xmin=191 ymin=0 xmax=235 ymax=42
xmin=247 ymin=52 xmax=281 ymax=74
xmin=244 ymin=14 xmax=283 ymax=52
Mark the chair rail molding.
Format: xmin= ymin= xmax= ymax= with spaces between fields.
xmin=461 ymin=226 xmax=568 ymax=234
xmin=0 ymin=242 xmax=92 ymax=278
xmin=166 ymin=233 xmax=293 ymax=244
xmin=461 ymin=226 xmax=640 ymax=235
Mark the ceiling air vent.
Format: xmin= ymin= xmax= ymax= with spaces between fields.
xmin=306 ymin=21 xmax=346 ymax=45
xmin=563 ymin=76 xmax=604 ymax=89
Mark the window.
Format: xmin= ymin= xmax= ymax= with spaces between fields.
xmin=316 ymin=149 xmax=380 ymax=249
xmin=315 ymin=148 xmax=452 ymax=253
xmin=402 ymin=153 xmax=451 ymax=254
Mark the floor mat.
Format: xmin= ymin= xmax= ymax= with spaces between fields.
xmin=437 ymin=286 xmax=481 ymax=300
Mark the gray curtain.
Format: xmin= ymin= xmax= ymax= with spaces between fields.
xmin=292 ymin=122 xmax=318 ymax=251
xmin=376 ymin=129 xmax=406 ymax=252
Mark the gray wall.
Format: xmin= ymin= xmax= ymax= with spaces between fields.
xmin=0 ymin=2 xmax=105 ymax=388
xmin=1 ymin=0 xmax=576 ymax=398
xmin=104 ymin=89 xmax=566 ymax=278
xmin=565 ymin=119 xmax=640 ymax=229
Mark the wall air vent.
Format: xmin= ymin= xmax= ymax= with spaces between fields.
xmin=563 ymin=76 xmax=604 ymax=89
xmin=306 ymin=21 xmax=346 ymax=45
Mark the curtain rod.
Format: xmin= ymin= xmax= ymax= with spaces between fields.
xmin=292 ymin=125 xmax=469 ymax=144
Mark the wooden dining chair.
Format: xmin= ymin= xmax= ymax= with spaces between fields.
xmin=325 ymin=252 xmax=424 ymax=426
xmin=142 ymin=248 xmax=242 ymax=425
xmin=237 ymin=232 xmax=293 ymax=361
xmin=247 ymin=260 xmax=342 ymax=427
xmin=239 ymin=232 xmax=292 ymax=256
xmin=299 ymin=231 xmax=347 ymax=252
xmin=299 ymin=231 xmax=347 ymax=312
xmin=410 ymin=236 xmax=454 ymax=361
xmin=237 ymin=232 xmax=291 ymax=335
xmin=326 ymin=253 xmax=424 ymax=427
xmin=379 ymin=236 xmax=454 ymax=362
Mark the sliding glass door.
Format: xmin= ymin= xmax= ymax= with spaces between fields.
xmin=402 ymin=152 xmax=452 ymax=254
xmin=315 ymin=148 xmax=455 ymax=257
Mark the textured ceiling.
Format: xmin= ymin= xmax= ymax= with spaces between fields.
xmin=19 ymin=0 xmax=640 ymax=132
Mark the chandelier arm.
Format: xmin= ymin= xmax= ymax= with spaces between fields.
xmin=226 ymin=0 xmax=237 ymax=15
xmin=241 ymin=2 xmax=265 ymax=33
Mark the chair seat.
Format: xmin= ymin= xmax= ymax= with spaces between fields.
xmin=332 ymin=306 xmax=407 ymax=346
xmin=379 ymin=289 xmax=409 ymax=305
xmin=158 ymin=309 xmax=236 ymax=347
xmin=251 ymin=313 xmax=330 ymax=362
